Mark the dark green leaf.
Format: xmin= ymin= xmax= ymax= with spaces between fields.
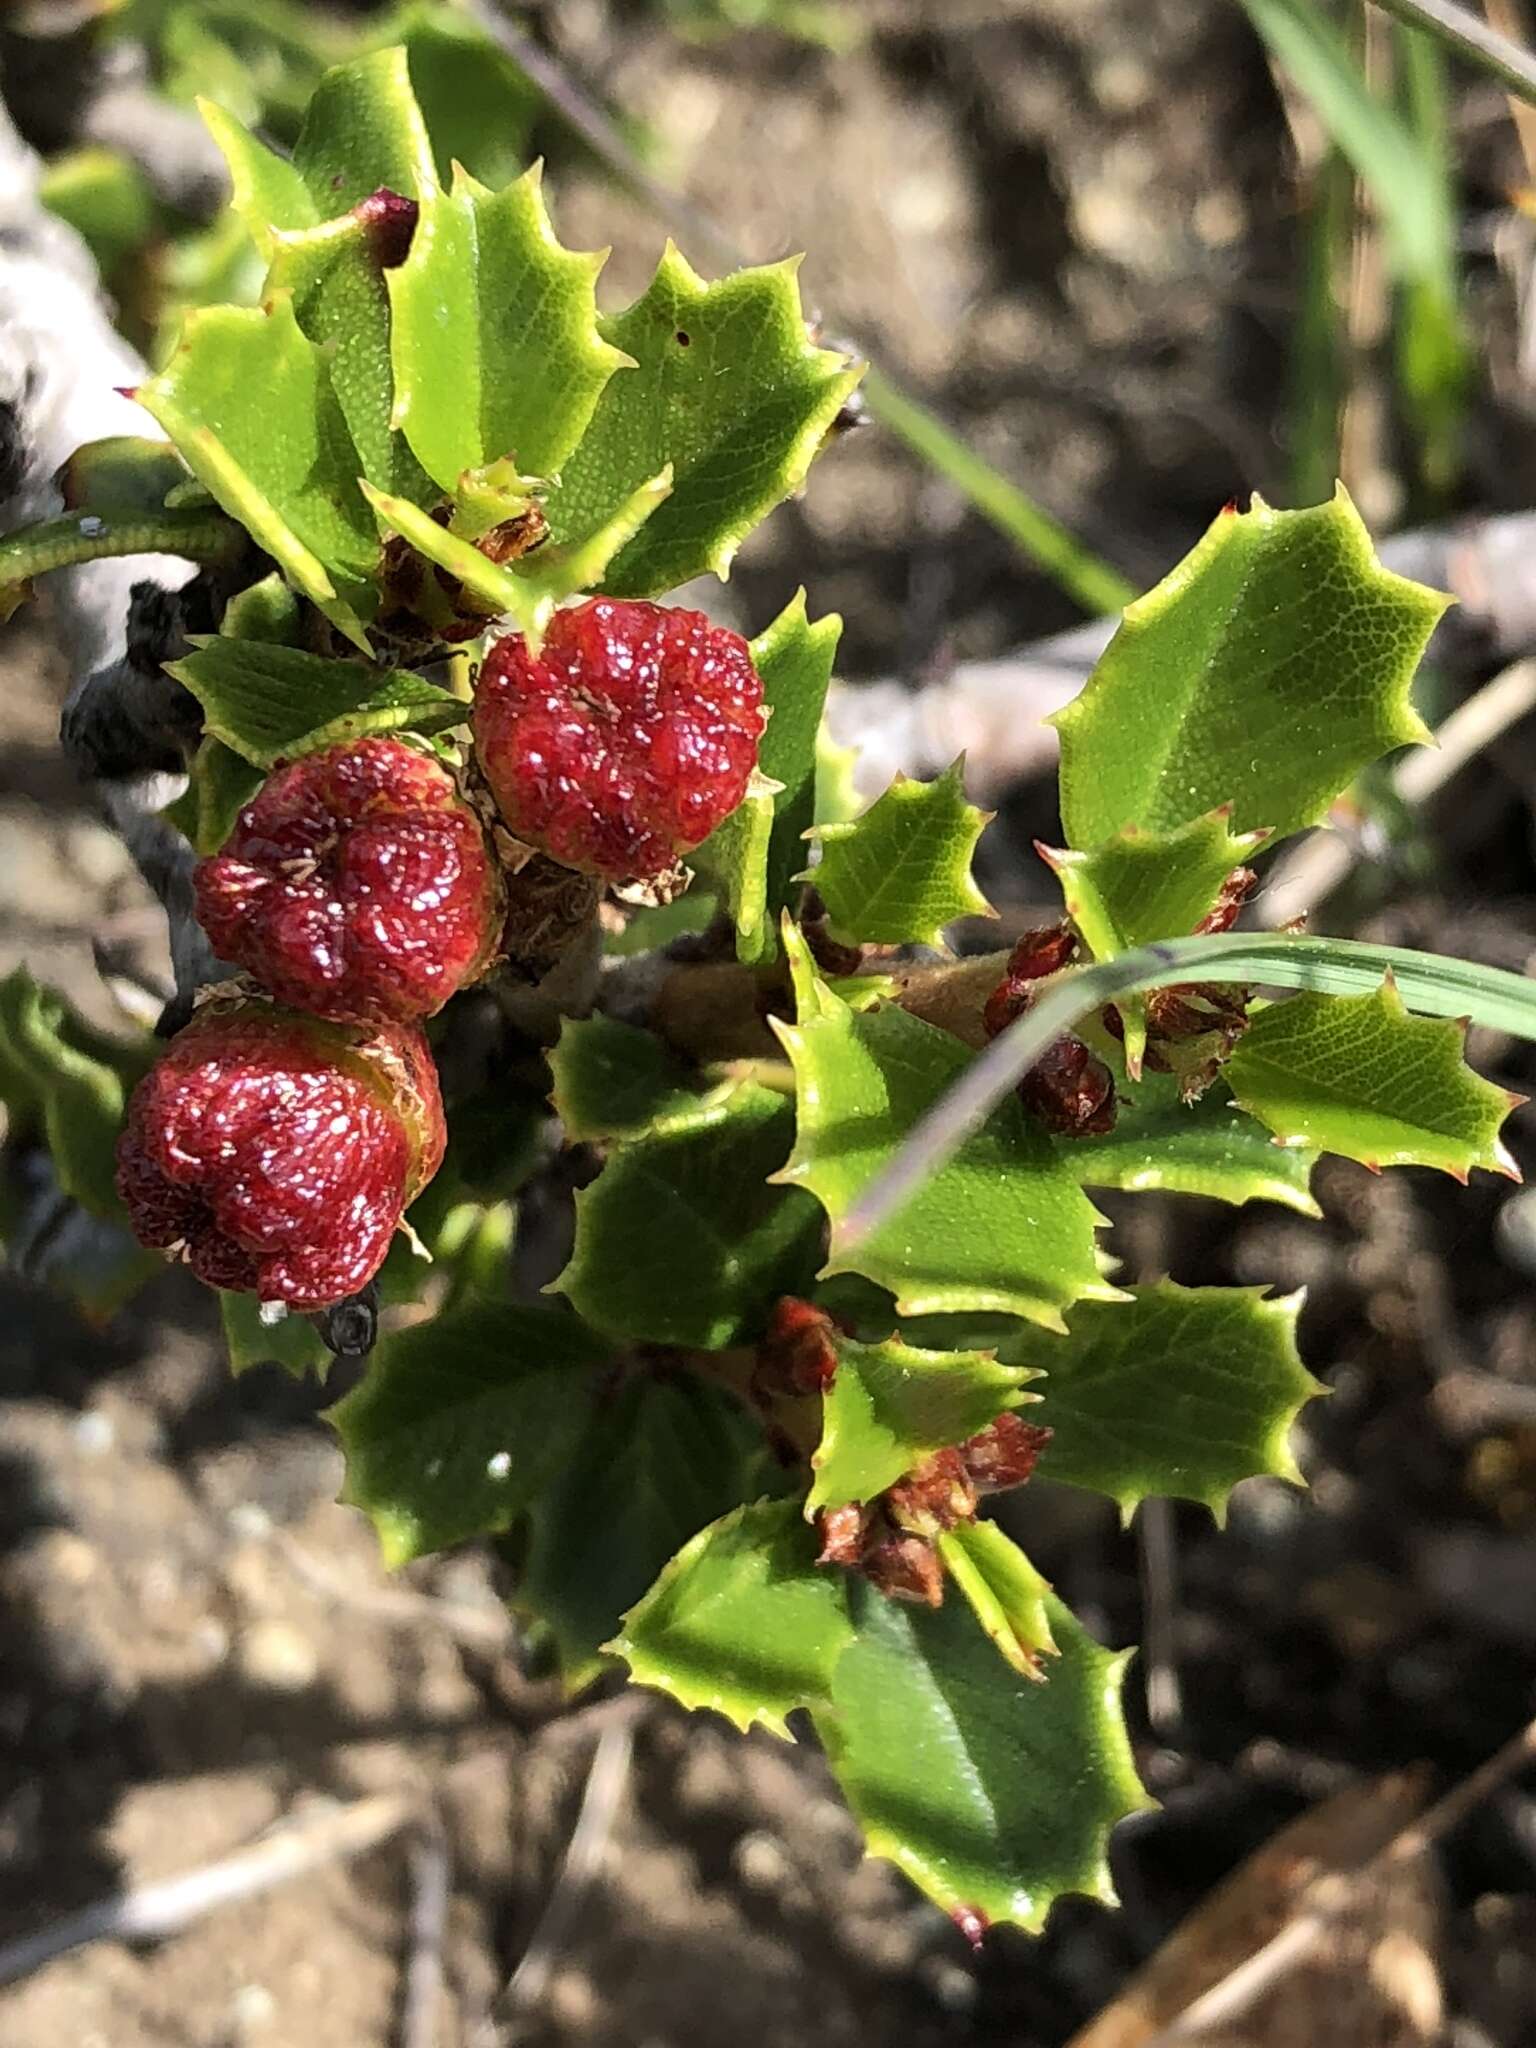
xmin=549 ymin=1014 xmax=726 ymax=1144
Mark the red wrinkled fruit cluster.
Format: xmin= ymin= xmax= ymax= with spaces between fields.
xmin=195 ymin=737 xmax=502 ymax=1026
xmin=473 ymin=598 xmax=765 ymax=883
xmin=116 ymin=1003 xmax=444 ymax=1310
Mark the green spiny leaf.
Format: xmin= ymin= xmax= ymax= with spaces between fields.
xmin=937 ymin=1521 xmax=1057 ymax=1680
xmin=1065 ymin=1071 xmax=1321 ymax=1216
xmin=808 ymin=1332 xmax=1039 ymax=1515
xmin=1051 ymin=488 xmax=1444 ymax=847
xmin=199 ymin=97 xmax=319 ymax=253
xmin=611 ymin=1496 xmax=854 ymax=1737
xmin=333 ymin=1302 xmax=612 ymax=1567
xmin=389 ymin=162 xmax=624 ymax=494
xmin=774 ymin=926 xmax=1113 ymax=1328
xmin=136 ymin=294 xmax=379 ymax=647
xmin=556 ymin=1082 xmax=824 ymax=1348
xmin=291 ymin=46 xmax=437 ymax=214
xmin=1224 ymin=979 xmax=1521 ymax=1179
xmin=166 ymin=636 xmax=465 ymax=768
xmin=543 ymin=243 xmax=863 ymax=595
xmin=814 ymin=1582 xmax=1148 ymax=1931
xmin=520 ymin=1373 xmax=767 ymax=1689
xmin=698 ymin=592 xmax=844 ymax=964
xmin=805 ymin=761 xmax=991 ymax=948
xmin=549 ymin=1013 xmax=730 ymax=1143
xmin=380 ymin=4 xmax=539 ymax=190
xmin=1043 ymin=809 xmax=1269 ymax=960
xmin=1006 ymin=1281 xmax=1322 ymax=1521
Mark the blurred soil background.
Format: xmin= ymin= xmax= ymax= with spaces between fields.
xmin=6 ymin=1 xmax=1536 ymax=2043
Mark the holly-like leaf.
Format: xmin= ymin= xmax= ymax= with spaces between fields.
xmin=549 ymin=1013 xmax=727 ymax=1144
xmin=291 ymin=45 xmax=437 ymax=215
xmin=519 ymin=1373 xmax=767 ymax=1688
xmin=1065 ymin=1071 xmax=1321 ymax=1216
xmin=937 ymin=1521 xmax=1057 ymax=1680
xmin=813 ymin=1582 xmax=1148 ymax=1932
xmin=333 ymin=1302 xmax=613 ymax=1567
xmin=1005 ymin=1282 xmax=1322 ymax=1520
xmin=804 ymin=761 xmax=992 ymax=948
xmin=1051 ymin=488 xmax=1444 ymax=847
xmin=167 ymin=636 xmax=465 ymax=768
xmin=1042 ymin=809 xmax=1269 ymax=960
xmin=808 ymin=1332 xmax=1038 ymax=1514
xmin=381 ymin=3 xmax=539 ymax=190
xmin=774 ymin=928 xmax=1113 ymax=1329
xmin=1224 ymin=980 xmax=1521 ymax=1179
xmin=200 ymin=97 xmax=319 ymax=252
xmin=0 ymin=970 xmax=151 ymax=1222
xmin=703 ymin=592 xmax=845 ymax=965
xmin=389 ymin=162 xmax=625 ymax=494
xmin=221 ymin=1291 xmax=331 ymax=1379
xmin=543 ymin=244 xmax=864 ymax=596
xmin=611 ymin=1496 xmax=854 ymax=1736
xmin=556 ymin=1081 xmax=824 ymax=1348
xmin=135 ymin=294 xmax=379 ymax=647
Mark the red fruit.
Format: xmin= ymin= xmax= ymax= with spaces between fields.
xmin=116 ymin=1000 xmax=445 ymax=1311
xmin=473 ymin=598 xmax=765 ymax=883
xmin=195 ymin=738 xmax=502 ymax=1026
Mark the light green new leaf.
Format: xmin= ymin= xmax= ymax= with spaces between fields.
xmin=937 ymin=1521 xmax=1057 ymax=1680
xmin=1006 ymin=1282 xmax=1323 ymax=1520
xmin=199 ymin=98 xmax=319 ymax=253
xmin=1066 ymin=1071 xmax=1321 ymax=1215
xmin=520 ymin=1374 xmax=767 ymax=1688
xmin=221 ymin=1291 xmax=331 ymax=1380
xmin=815 ymin=1583 xmax=1148 ymax=1931
xmin=774 ymin=927 xmax=1112 ymax=1328
xmin=1051 ymin=489 xmax=1444 ymax=847
xmin=612 ymin=1497 xmax=855 ymax=1737
xmin=136 ymin=294 xmax=379 ymax=647
xmin=167 ymin=636 xmax=465 ymax=769
xmin=0 ymin=970 xmax=151 ymax=1221
xmin=549 ymin=1013 xmax=729 ymax=1143
xmin=389 ymin=162 xmax=625 ymax=493
xmin=543 ymin=243 xmax=863 ymax=595
xmin=697 ymin=591 xmax=843 ymax=963
xmin=556 ymin=1082 xmax=824 ymax=1348
xmin=291 ymin=46 xmax=437 ymax=214
xmin=333 ymin=1302 xmax=612 ymax=1567
xmin=1224 ymin=979 xmax=1520 ymax=1178
xmin=1043 ymin=808 xmax=1268 ymax=960
xmin=806 ymin=760 xmax=992 ymax=948
xmin=808 ymin=1331 xmax=1038 ymax=1514
xmin=360 ymin=482 xmax=537 ymax=634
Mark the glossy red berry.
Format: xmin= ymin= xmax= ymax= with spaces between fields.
xmin=116 ymin=1000 xmax=445 ymax=1311
xmin=473 ymin=598 xmax=765 ymax=883
xmin=194 ymin=738 xmax=502 ymax=1026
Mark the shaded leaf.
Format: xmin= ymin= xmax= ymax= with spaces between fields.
xmin=808 ymin=1331 xmax=1038 ymax=1514
xmin=0 ymin=970 xmax=150 ymax=1222
xmin=167 ymin=636 xmax=465 ymax=768
xmin=162 ymin=738 xmax=265 ymax=856
xmin=1051 ymin=489 xmax=1444 ymax=847
xmin=333 ymin=1302 xmax=612 ymax=1566
xmin=1005 ymin=1282 xmax=1322 ymax=1520
xmin=556 ymin=1082 xmax=824 ymax=1348
xmin=774 ymin=927 xmax=1112 ymax=1328
xmin=549 ymin=1013 xmax=727 ymax=1144
xmin=385 ymin=3 xmax=539 ymax=189
xmin=221 ymin=1291 xmax=331 ymax=1379
xmin=1224 ymin=980 xmax=1520 ymax=1179
xmin=520 ymin=1372 xmax=766 ymax=1687
xmin=543 ymin=244 xmax=863 ymax=595
xmin=612 ymin=1496 xmax=854 ymax=1737
xmin=814 ymin=1582 xmax=1148 ymax=1931
xmin=805 ymin=760 xmax=991 ymax=948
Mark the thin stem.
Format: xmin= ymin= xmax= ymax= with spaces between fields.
xmin=1369 ymin=0 xmax=1536 ymax=103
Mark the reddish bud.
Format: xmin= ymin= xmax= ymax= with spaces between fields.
xmin=1019 ymin=1034 xmax=1117 ymax=1137
xmin=1194 ymin=863 xmax=1258 ymax=936
xmin=816 ymin=1502 xmax=869 ymax=1568
xmin=354 ymin=187 xmax=420 ymax=269
xmin=887 ymin=1446 xmax=977 ymax=1536
xmin=961 ymin=1414 xmax=1053 ymax=1493
xmin=862 ymin=1531 xmax=945 ymax=1606
xmin=757 ymin=1296 xmax=841 ymax=1397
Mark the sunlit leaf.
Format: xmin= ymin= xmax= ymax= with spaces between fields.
xmin=806 ymin=760 xmax=991 ymax=948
